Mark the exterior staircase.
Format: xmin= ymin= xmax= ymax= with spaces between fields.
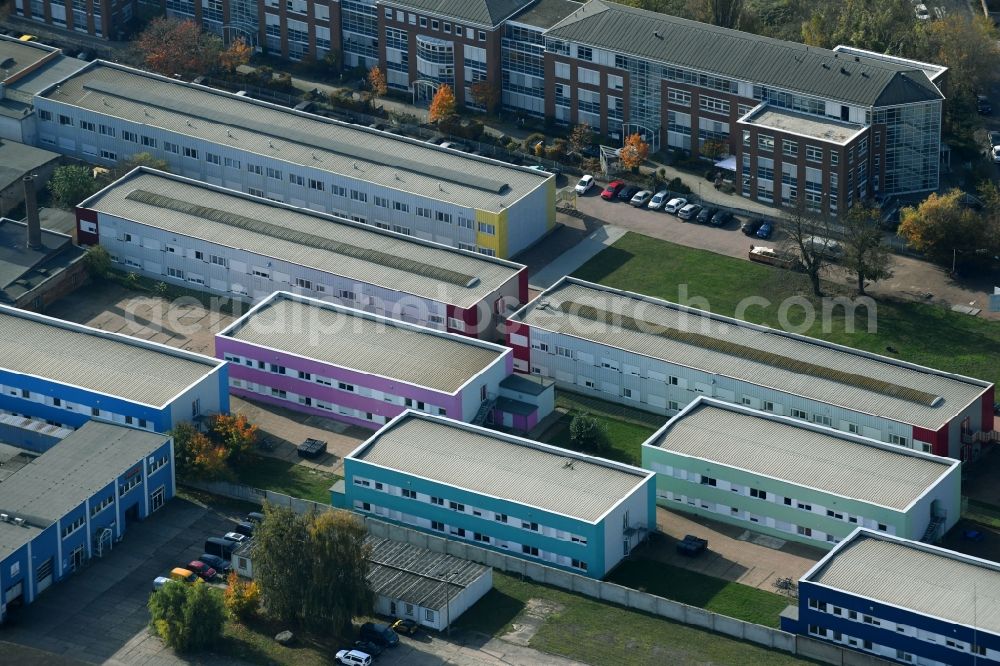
xmin=921 ymin=516 xmax=946 ymax=543
xmin=472 ymin=395 xmax=497 ymax=426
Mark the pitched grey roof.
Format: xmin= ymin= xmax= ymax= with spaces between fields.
xmin=512 ymin=278 xmax=989 ymax=430
xmin=40 ymin=63 xmax=549 ymax=213
xmin=384 ymin=0 xmax=534 ymax=26
xmin=0 ymin=421 xmax=168 ymax=559
xmin=223 ymin=293 xmax=507 ymax=393
xmin=0 ymin=305 xmax=223 ymax=407
xmin=809 ymin=532 xmax=1000 ymax=636
xmin=651 ymin=401 xmax=956 ymax=511
xmin=352 ymin=413 xmax=651 ymax=522
xmin=545 ymin=0 xmax=943 ymax=107
xmin=366 ymin=537 xmax=489 ymax=611
xmin=83 ymin=169 xmax=522 ymax=309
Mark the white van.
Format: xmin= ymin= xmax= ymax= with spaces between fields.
xmin=336 ymin=650 xmax=372 ymax=666
xmin=803 ymin=235 xmax=844 ymax=260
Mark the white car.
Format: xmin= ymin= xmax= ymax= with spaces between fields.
xmin=630 ymin=190 xmax=653 ymax=207
xmin=575 ymin=174 xmax=595 ymax=194
xmin=222 ymin=532 xmax=247 ymax=543
xmin=992 ymin=145 xmax=1000 ymax=163
xmin=336 ymin=650 xmax=372 ymax=666
xmin=152 ymin=576 xmax=171 ymax=591
xmin=647 ymin=190 xmax=670 ymax=210
xmin=663 ymin=197 xmax=688 ymax=214
xmin=914 ymin=4 xmax=929 ymax=19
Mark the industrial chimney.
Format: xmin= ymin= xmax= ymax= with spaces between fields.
xmin=23 ymin=174 xmax=41 ymax=250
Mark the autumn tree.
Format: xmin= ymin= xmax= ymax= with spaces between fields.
xmin=841 ymin=205 xmax=894 ymax=295
xmin=801 ymin=0 xmax=917 ymax=54
xmin=367 ymin=65 xmax=387 ymax=110
xmin=209 ymin=412 xmax=258 ymax=465
xmin=219 ymin=37 xmax=252 ymax=74
xmin=569 ymin=124 xmax=595 ymax=156
xmin=782 ymin=201 xmax=837 ymax=297
xmin=428 ymin=83 xmax=457 ymax=123
xmin=224 ymin=571 xmax=260 ymax=621
xmin=49 ymin=165 xmax=98 ymax=209
xmin=918 ymin=15 xmax=1000 ymax=101
xmin=134 ymin=18 xmax=223 ymax=80
xmin=899 ymin=189 xmax=999 ymax=272
xmin=171 ymin=422 xmax=230 ymax=481
xmin=619 ymin=133 xmax=649 ymax=171
xmin=470 ymin=80 xmax=500 ymax=115
xmin=97 ymin=152 xmax=170 ymax=187
xmin=700 ymin=139 xmax=726 ymax=160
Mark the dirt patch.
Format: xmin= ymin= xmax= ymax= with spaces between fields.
xmin=500 ymin=598 xmax=564 ymax=647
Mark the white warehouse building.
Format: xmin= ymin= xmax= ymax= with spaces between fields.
xmin=31 ymin=61 xmax=555 ymax=259
xmin=506 ymin=277 xmax=995 ymax=461
xmin=76 ymin=168 xmax=528 ymax=340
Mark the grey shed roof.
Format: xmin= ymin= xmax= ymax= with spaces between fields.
xmin=808 ymin=532 xmax=1000 ymax=636
xmin=0 ymin=218 xmax=71 ymax=291
xmin=0 ymin=421 xmax=168 ymax=560
xmin=0 ymin=139 xmax=60 ymax=192
xmin=366 ymin=536 xmax=489 ymax=611
xmin=40 ymin=63 xmax=549 ymax=213
xmin=352 ymin=413 xmax=650 ymax=522
xmin=545 ymin=1 xmax=943 ymax=108
xmin=511 ymin=0 xmax=582 ymax=29
xmin=0 ymin=304 xmax=223 ymax=406
xmin=384 ymin=0 xmax=534 ymax=26
xmin=223 ymin=294 xmax=507 ymax=393
xmin=651 ymin=401 xmax=956 ymax=511
xmin=512 ymin=279 xmax=989 ymax=430
xmin=83 ymin=169 xmax=523 ymax=309
xmin=0 ymin=35 xmax=59 ymax=84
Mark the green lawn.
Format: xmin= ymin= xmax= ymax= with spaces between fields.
xmin=234 ymin=455 xmax=340 ymax=504
xmin=455 ymin=572 xmax=811 ymax=666
xmin=608 ymin=559 xmax=790 ymax=627
xmin=573 ymin=232 xmax=1000 ymax=387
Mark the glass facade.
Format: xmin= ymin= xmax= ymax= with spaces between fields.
xmin=502 ymin=23 xmax=545 ymax=117
xmin=342 ymin=0 xmax=378 ymax=67
xmin=871 ymin=101 xmax=941 ymax=195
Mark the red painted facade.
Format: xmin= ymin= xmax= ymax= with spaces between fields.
xmin=75 ymin=207 xmax=100 ymax=246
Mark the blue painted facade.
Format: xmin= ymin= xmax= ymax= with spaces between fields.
xmin=783 ymin=530 xmax=1000 ymax=665
xmin=0 ymin=429 xmax=175 ymax=624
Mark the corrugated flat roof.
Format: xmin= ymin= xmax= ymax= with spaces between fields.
xmin=83 ymin=169 xmax=522 ymax=309
xmin=352 ymin=413 xmax=650 ymax=522
xmin=546 ymin=0 xmax=942 ymax=108
xmin=41 ymin=62 xmax=549 ymax=213
xmin=0 ymin=421 xmax=167 ymax=559
xmin=512 ymin=279 xmax=988 ymax=430
xmin=651 ymin=401 xmax=955 ymax=510
xmin=384 ymin=0 xmax=533 ymax=26
xmin=809 ymin=533 xmax=1000 ymax=636
xmin=223 ymin=294 xmax=506 ymax=393
xmin=366 ymin=536 xmax=488 ymax=610
xmin=0 ymin=305 xmax=223 ymax=407
xmin=0 ymin=35 xmax=58 ymax=84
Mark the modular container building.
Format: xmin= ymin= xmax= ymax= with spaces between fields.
xmin=32 ymin=60 xmax=555 ymax=259
xmin=642 ymin=397 xmax=961 ymax=549
xmin=507 ymin=277 xmax=995 ymax=461
xmin=783 ymin=528 xmax=1000 ymax=665
xmin=342 ymin=411 xmax=655 ymax=578
xmin=216 ymin=291 xmax=550 ymax=431
xmin=75 ymin=168 xmax=528 ymax=340
xmin=0 ymin=304 xmax=228 ymax=440
xmin=0 ymin=420 xmax=174 ymax=624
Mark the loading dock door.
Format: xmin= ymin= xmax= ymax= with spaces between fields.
xmin=4 ymin=581 xmax=22 ymax=604
xmin=36 ymin=558 xmax=53 ymax=594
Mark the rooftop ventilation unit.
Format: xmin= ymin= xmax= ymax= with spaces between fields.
xmin=13 ymin=517 xmax=25 ymax=527
xmin=0 ymin=513 xmax=8 ymax=522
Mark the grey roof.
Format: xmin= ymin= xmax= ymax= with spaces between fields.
xmin=512 ymin=279 xmax=989 ymax=430
xmin=511 ymin=0 xmax=582 ymax=29
xmin=740 ymin=107 xmax=865 ymax=145
xmin=0 ymin=35 xmax=59 ymax=84
xmin=0 ymin=305 xmax=223 ymax=406
xmin=809 ymin=532 xmax=1000 ymax=636
xmin=384 ymin=0 xmax=533 ymax=26
xmin=0 ymin=140 xmax=60 ymax=192
xmin=352 ymin=413 xmax=650 ymax=522
xmin=651 ymin=401 xmax=955 ymax=510
xmin=224 ymin=294 xmax=507 ymax=393
xmin=545 ymin=0 xmax=943 ymax=108
xmin=0 ymin=421 xmax=168 ymax=559
xmin=83 ymin=169 xmax=522 ymax=309
xmin=366 ymin=536 xmax=489 ymax=611
xmin=0 ymin=218 xmax=71 ymax=290
xmin=42 ymin=63 xmax=549 ymax=213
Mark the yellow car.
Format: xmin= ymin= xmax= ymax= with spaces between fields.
xmin=19 ymin=34 xmax=38 ymax=42
xmin=169 ymin=567 xmax=204 ymax=584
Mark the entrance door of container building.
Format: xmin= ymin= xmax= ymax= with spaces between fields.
xmin=69 ymin=545 xmax=85 ymax=572
xmin=123 ymin=503 xmax=140 ymax=528
xmin=4 ymin=581 xmax=23 ymax=606
xmin=35 ymin=558 xmax=53 ymax=594
xmin=151 ymin=486 xmax=165 ymax=513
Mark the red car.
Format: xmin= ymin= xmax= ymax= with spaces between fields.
xmin=187 ymin=560 xmax=218 ymax=582
xmin=601 ymin=180 xmax=625 ymax=200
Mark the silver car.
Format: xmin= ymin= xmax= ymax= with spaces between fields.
xmin=630 ymin=190 xmax=653 ymax=207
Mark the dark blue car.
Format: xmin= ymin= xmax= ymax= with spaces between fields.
xmin=756 ymin=222 xmax=774 ymax=239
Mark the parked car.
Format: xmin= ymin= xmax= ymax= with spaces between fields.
xmin=695 ymin=207 xmax=718 ymax=224
xmin=676 ymin=534 xmax=708 ymax=556
xmin=169 ymin=567 xmax=203 ymax=584
xmin=601 ymin=180 xmax=625 ymax=200
xmin=223 ymin=532 xmax=247 ymax=544
xmin=198 ymin=553 xmax=232 ymax=574
xmin=677 ymin=203 xmax=702 ymax=220
xmin=741 ymin=218 xmax=765 ymax=236
xmin=234 ymin=521 xmax=255 ymax=538
xmin=391 ymin=618 xmax=420 ymax=635
xmin=914 ymin=3 xmax=929 ymax=20
xmin=977 ymin=95 xmax=992 ymax=115
xmin=617 ymin=185 xmax=640 ymax=202
xmin=647 ymin=189 xmax=670 ymax=210
xmin=359 ymin=622 xmax=399 ymax=647
xmin=18 ymin=34 xmax=38 ymax=42
xmin=336 ymin=649 xmax=372 ymax=666
xmin=246 ymin=512 xmax=265 ymax=524
xmin=989 ymin=131 xmax=1000 ymax=149
xmin=187 ymin=560 xmax=218 ymax=582
xmin=993 ymin=145 xmax=1000 ymax=164
xmin=575 ymin=174 xmax=595 ymax=194
xmin=663 ymin=197 xmax=688 ymax=214
xmin=802 ymin=235 xmax=844 ymax=259
xmin=756 ymin=221 xmax=774 ymax=239
xmin=710 ymin=210 xmax=733 ymax=227
xmin=630 ymin=190 xmax=653 ymax=207
xmin=152 ymin=576 xmax=171 ymax=591
xmin=528 ymin=164 xmax=560 ymax=175
xmin=353 ymin=640 xmax=384 ymax=657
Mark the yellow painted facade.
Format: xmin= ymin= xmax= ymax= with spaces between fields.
xmin=475 ymin=208 xmax=508 ymax=258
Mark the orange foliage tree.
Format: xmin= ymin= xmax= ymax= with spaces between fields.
xmin=219 ymin=37 xmax=252 ymax=74
xmin=134 ymin=17 xmax=223 ymax=80
xmin=470 ymin=80 xmax=500 ymax=115
xmin=428 ymin=83 xmax=457 ymax=123
xmin=619 ymin=133 xmax=649 ymax=171
xmin=368 ymin=65 xmax=387 ymax=103
xmin=209 ymin=412 xmax=259 ymax=465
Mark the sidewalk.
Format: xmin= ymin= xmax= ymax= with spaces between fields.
xmin=529 ymin=223 xmax=626 ymax=289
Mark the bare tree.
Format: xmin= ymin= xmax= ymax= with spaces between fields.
xmin=841 ymin=205 xmax=893 ymax=296
xmin=706 ymin=0 xmax=745 ymax=28
xmin=781 ymin=201 xmax=835 ymax=297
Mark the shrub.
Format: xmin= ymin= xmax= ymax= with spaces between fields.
xmin=569 ymin=412 xmax=609 ymax=454
xmin=225 ymin=571 xmax=260 ymax=621
xmin=149 ymin=582 xmax=225 ymax=652
xmin=524 ymin=132 xmax=546 ymax=152
xmin=669 ymin=177 xmax=691 ymax=195
xmin=82 ymin=245 xmax=111 ymax=278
